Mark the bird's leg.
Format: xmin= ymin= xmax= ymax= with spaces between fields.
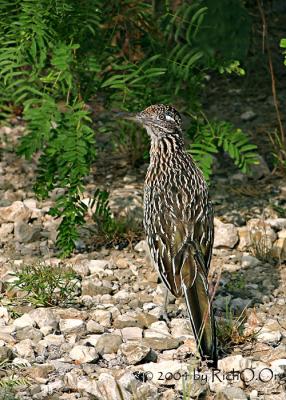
xmin=160 ymin=287 xmax=170 ymax=323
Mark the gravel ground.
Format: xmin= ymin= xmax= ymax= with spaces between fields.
xmin=0 ymin=115 xmax=286 ymax=400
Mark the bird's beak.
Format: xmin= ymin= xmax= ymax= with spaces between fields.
xmin=115 ymin=111 xmax=139 ymax=122
xmin=115 ymin=111 xmax=154 ymax=127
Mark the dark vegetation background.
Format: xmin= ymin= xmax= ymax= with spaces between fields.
xmin=0 ymin=0 xmax=285 ymax=256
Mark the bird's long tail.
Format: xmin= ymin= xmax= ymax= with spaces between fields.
xmin=177 ymin=241 xmax=217 ymax=367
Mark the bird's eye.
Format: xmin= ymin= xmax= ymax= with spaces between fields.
xmin=159 ymin=114 xmax=165 ymax=120
xmin=165 ymin=114 xmax=175 ymax=122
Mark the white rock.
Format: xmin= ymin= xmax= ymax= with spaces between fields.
xmin=113 ymin=289 xmax=130 ymax=303
xmin=69 ymin=345 xmax=98 ymax=363
xmin=278 ymin=230 xmax=286 ymax=239
xmin=42 ymin=334 xmax=65 ymax=346
xmin=40 ymin=326 xmax=55 ymax=336
xmin=218 ymin=355 xmax=252 ymax=372
xmin=214 ymin=220 xmax=238 ymax=249
xmin=88 ymin=259 xmax=110 ymax=274
xmin=29 ymin=308 xmax=58 ymax=329
xmin=170 ymin=318 xmax=193 ymax=339
xmin=91 ymin=310 xmax=112 ymax=327
xmin=118 ymin=371 xmax=141 ymax=391
xmin=86 ymin=320 xmax=105 ymax=334
xmin=249 ymin=155 xmax=270 ymax=179
xmin=121 ymin=327 xmax=143 ymax=341
xmin=240 ymin=110 xmax=256 ymax=121
xmin=15 ymin=339 xmax=35 ymax=359
xmin=249 ymin=390 xmax=258 ymax=400
xmin=145 ymin=321 xmax=170 ymax=339
xmin=271 ymin=358 xmax=286 ymax=368
xmin=220 ymin=387 xmax=248 ymax=400
xmin=0 ymin=223 xmax=14 ymax=240
xmin=78 ymin=373 xmax=131 ymax=400
xmin=141 ymin=360 xmax=188 ymax=384
xmin=59 ymin=319 xmax=85 ymax=334
xmin=82 ymin=334 xmax=101 ymax=347
xmin=0 ymin=201 xmax=31 ymax=223
xmin=0 ymin=307 xmax=9 ymax=324
xmin=241 ymin=255 xmax=260 ymax=268
xmin=13 ymin=314 xmax=35 ymax=330
xmin=257 ymin=328 xmax=281 ymax=343
xmin=119 ymin=342 xmax=150 ymax=365
xmin=134 ymin=240 xmax=148 ymax=253
xmin=64 ymin=371 xmax=79 ymax=390
xmin=266 ymin=218 xmax=286 ymax=230
xmin=40 ymin=379 xmax=64 ymax=396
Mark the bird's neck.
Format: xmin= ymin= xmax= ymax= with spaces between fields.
xmin=149 ymin=133 xmax=185 ymax=164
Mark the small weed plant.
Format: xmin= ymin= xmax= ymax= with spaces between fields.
xmin=9 ymin=262 xmax=81 ymax=307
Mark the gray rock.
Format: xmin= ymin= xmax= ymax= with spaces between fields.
xmin=91 ymin=310 xmax=112 ymax=327
xmin=141 ymin=360 xmax=188 ymax=384
xmin=13 ymin=313 xmax=35 ymax=330
xmin=0 ymin=345 xmax=13 ymax=362
xmin=120 ymin=342 xmax=151 ymax=365
xmin=170 ymin=318 xmax=193 ymax=339
xmin=69 ymin=345 xmax=99 ymax=363
xmin=218 ymin=355 xmax=252 ymax=372
xmin=15 ymin=339 xmax=35 ymax=360
xmin=29 ymin=308 xmax=58 ymax=329
xmin=26 ymin=363 xmax=55 ymax=384
xmin=214 ymin=220 xmax=238 ymax=249
xmin=267 ymin=218 xmax=286 ymax=231
xmin=87 ymin=259 xmax=110 ymax=274
xmin=257 ymin=325 xmax=282 ymax=344
xmin=81 ymin=276 xmax=113 ymax=296
xmin=14 ymin=221 xmax=41 ymax=243
xmin=219 ymin=387 xmax=248 ymax=399
xmin=15 ymin=327 xmax=43 ymax=343
xmin=0 ymin=222 xmax=13 ymax=241
xmin=86 ymin=320 xmax=105 ymax=334
xmin=95 ymin=333 xmax=122 ymax=355
xmin=121 ymin=327 xmax=143 ymax=341
xmin=240 ymin=110 xmax=256 ymax=121
xmin=0 ymin=201 xmax=31 ymax=223
xmin=241 ymin=255 xmax=260 ymax=268
xmin=144 ymin=321 xmax=170 ymax=339
xmin=249 ymin=155 xmax=270 ymax=179
xmin=77 ymin=373 xmax=131 ymax=400
xmin=59 ymin=319 xmax=86 ymax=335
xmin=142 ymin=337 xmax=180 ymax=351
xmin=134 ymin=240 xmax=148 ymax=253
xmin=117 ymin=371 xmax=141 ymax=391
xmin=113 ymin=289 xmax=130 ymax=303
xmin=113 ymin=311 xmax=157 ymax=329
xmin=0 ymin=307 xmax=9 ymax=324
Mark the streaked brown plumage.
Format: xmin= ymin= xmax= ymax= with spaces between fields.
xmin=123 ymin=104 xmax=217 ymax=366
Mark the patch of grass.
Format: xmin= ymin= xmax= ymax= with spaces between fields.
xmin=90 ymin=215 xmax=143 ymax=250
xmin=249 ymin=229 xmax=274 ymax=264
xmin=0 ymin=358 xmax=29 ymax=398
xmin=8 ymin=262 xmax=81 ymax=307
xmin=224 ymin=272 xmax=246 ymax=295
xmin=217 ymin=300 xmax=256 ymax=354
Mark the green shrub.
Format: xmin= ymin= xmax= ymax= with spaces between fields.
xmin=9 ymin=263 xmax=81 ymax=307
xmin=0 ymin=0 xmax=257 ymax=256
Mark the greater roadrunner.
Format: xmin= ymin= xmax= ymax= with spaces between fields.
xmin=122 ymin=104 xmax=217 ymax=366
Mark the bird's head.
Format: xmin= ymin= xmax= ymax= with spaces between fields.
xmin=119 ymin=104 xmax=182 ymax=140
